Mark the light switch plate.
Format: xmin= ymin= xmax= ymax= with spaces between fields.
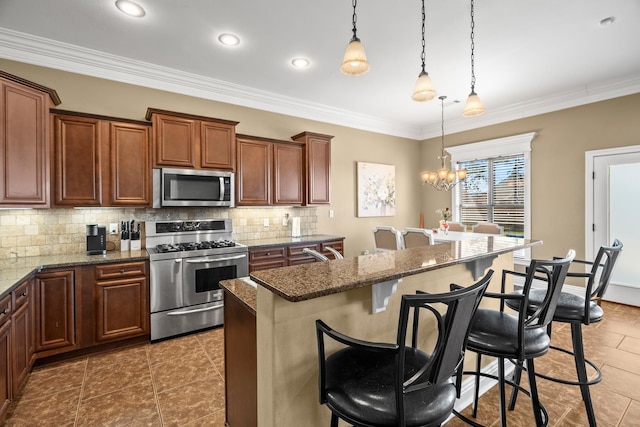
xmin=263 ymin=218 xmax=269 ymax=227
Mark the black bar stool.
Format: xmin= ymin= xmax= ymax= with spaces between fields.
xmin=455 ymin=250 xmax=575 ymax=427
xmin=506 ymin=239 xmax=623 ymax=427
xmin=315 ymin=271 xmax=493 ymax=427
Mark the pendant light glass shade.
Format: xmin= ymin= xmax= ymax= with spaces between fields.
xmin=340 ymin=38 xmax=370 ymax=76
xmin=463 ymin=91 xmax=485 ymax=117
xmin=412 ymin=71 xmax=436 ymax=102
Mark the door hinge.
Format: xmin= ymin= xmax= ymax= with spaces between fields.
xmin=592 ymin=223 xmax=596 ymax=232
xmin=592 ymin=171 xmax=595 ymax=179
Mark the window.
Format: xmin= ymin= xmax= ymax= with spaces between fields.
xmin=458 ymin=154 xmax=525 ymax=237
xmin=447 ymin=132 xmax=536 ymax=260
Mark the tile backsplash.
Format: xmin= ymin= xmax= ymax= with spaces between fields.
xmin=0 ymin=207 xmax=317 ymax=258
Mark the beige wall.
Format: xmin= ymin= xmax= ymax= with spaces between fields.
xmin=0 ymin=59 xmax=422 ymax=258
xmin=2 ymin=59 xmax=638 ymax=261
xmin=421 ymin=93 xmax=640 ymax=261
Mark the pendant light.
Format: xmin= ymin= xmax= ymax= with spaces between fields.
xmin=412 ymin=0 xmax=435 ymax=101
xmin=420 ymin=96 xmax=467 ymax=191
xmin=340 ymin=0 xmax=370 ymax=76
xmin=463 ymin=0 xmax=485 ymax=117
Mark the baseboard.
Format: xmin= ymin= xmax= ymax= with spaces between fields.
xmin=602 ymin=283 xmax=640 ymax=307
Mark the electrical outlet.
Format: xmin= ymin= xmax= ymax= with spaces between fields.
xmin=263 ymin=218 xmax=269 ymax=228
xmin=329 ymin=210 xmax=334 ymax=218
xmin=109 ymin=223 xmax=118 ymax=234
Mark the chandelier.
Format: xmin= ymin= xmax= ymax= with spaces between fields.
xmin=420 ymin=96 xmax=467 ymax=191
xmin=340 ymin=0 xmax=370 ymax=76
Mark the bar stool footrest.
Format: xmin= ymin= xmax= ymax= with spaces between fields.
xmin=536 ymin=344 xmax=602 ymax=387
xmin=456 ymin=369 xmax=549 ymax=426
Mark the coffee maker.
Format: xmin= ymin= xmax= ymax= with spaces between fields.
xmin=86 ymin=224 xmax=107 ymax=255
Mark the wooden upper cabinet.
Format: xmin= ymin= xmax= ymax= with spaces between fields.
xmin=150 ymin=113 xmax=196 ymax=168
xmin=200 ymin=120 xmax=236 ymax=170
xmin=273 ymin=142 xmax=304 ymax=205
xmin=52 ymin=110 xmax=152 ymax=207
xmin=0 ymin=71 xmax=60 ymax=208
xmin=146 ymin=108 xmax=238 ymax=171
xmin=53 ymin=114 xmax=102 ymax=206
xmin=108 ymin=122 xmax=151 ymax=206
xmin=291 ymin=132 xmax=333 ymax=205
xmin=236 ymin=136 xmax=271 ymax=206
xmin=236 ymin=135 xmax=305 ymax=206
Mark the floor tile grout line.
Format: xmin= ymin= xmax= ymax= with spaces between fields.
xmin=146 ymin=344 xmax=166 ymax=426
xmin=73 ymin=357 xmax=89 ymax=427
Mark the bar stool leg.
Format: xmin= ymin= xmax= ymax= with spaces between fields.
xmin=508 ymin=362 xmax=524 ymax=410
xmin=472 ymin=353 xmax=482 ymax=418
xmin=571 ymin=323 xmax=597 ymax=427
xmin=330 ymin=413 xmax=338 ymax=427
xmin=526 ymin=358 xmax=546 ymax=427
xmin=498 ymin=357 xmax=507 ymax=427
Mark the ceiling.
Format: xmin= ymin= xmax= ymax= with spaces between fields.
xmin=0 ymin=0 xmax=639 ymax=140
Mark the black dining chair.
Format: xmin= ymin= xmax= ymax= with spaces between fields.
xmin=457 ymin=250 xmax=575 ymax=427
xmin=315 ymin=270 xmax=494 ymax=427
xmin=506 ymin=239 xmax=623 ymax=427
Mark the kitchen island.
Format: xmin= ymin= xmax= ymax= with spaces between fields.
xmin=221 ymin=236 xmax=540 ymax=427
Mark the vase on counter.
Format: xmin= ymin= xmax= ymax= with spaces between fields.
xmin=439 ymin=219 xmax=449 ymax=234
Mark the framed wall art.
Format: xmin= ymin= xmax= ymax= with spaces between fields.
xmin=357 ymin=162 xmax=396 ymax=217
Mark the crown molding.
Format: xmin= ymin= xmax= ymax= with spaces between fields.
xmin=1 ymin=27 xmax=638 ymax=141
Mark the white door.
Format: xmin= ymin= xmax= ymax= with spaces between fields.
xmin=588 ymin=146 xmax=640 ymax=306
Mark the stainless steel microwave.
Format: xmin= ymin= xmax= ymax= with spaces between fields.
xmin=153 ymin=168 xmax=234 ymax=208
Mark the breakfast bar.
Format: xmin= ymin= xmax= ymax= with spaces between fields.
xmin=221 ymin=236 xmax=540 ymax=427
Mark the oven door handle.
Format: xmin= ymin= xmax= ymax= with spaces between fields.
xmin=166 ymin=303 xmax=224 ymax=316
xmin=184 ymin=254 xmax=247 ymax=263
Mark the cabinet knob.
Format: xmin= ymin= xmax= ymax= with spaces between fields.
xmin=0 ymin=309 xmax=7 ymax=315
xmin=119 ymin=269 xmax=125 ymax=274
xmin=20 ymin=291 xmax=27 ymax=297
xmin=266 ymin=252 xmax=270 ymax=256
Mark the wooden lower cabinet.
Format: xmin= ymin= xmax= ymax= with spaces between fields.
xmin=0 ymin=295 xmax=11 ymax=420
xmin=248 ymin=239 xmax=344 ymax=271
xmin=94 ymin=270 xmax=149 ymax=343
xmin=224 ymin=291 xmax=256 ymax=427
xmin=11 ymin=278 xmax=34 ymax=393
xmin=34 ymin=269 xmax=76 ymax=355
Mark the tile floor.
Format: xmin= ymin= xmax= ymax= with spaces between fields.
xmin=4 ymin=300 xmax=640 ymax=426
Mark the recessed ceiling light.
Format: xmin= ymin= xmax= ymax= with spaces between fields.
xmin=600 ymin=16 xmax=616 ymax=27
xmin=115 ymin=0 xmax=146 ymax=17
xmin=291 ymin=58 xmax=310 ymax=69
xmin=218 ymin=33 xmax=240 ymax=46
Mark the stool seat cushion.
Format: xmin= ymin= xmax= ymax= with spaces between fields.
xmin=466 ymin=309 xmax=550 ymax=359
xmin=508 ymin=289 xmax=604 ymax=324
xmin=325 ymin=346 xmax=456 ymax=427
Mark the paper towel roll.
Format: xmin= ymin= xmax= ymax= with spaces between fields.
xmin=292 ymin=217 xmax=301 ymax=237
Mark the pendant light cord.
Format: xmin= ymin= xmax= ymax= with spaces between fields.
xmin=351 ymin=0 xmax=358 ymax=40
xmin=440 ymin=95 xmax=447 ymax=167
xmin=469 ymin=0 xmax=476 ymax=92
xmin=420 ymin=0 xmax=426 ymax=72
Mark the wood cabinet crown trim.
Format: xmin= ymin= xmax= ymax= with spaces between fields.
xmin=0 ymin=70 xmax=61 ymax=105
xmin=237 ymin=133 xmax=304 ymax=146
xmin=145 ymin=108 xmax=239 ymax=126
xmin=51 ymin=109 xmax=151 ymax=126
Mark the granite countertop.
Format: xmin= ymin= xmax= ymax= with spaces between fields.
xmin=239 ymin=234 xmax=344 ymax=249
xmin=220 ymin=277 xmax=258 ymax=315
xmin=0 ymin=250 xmax=149 ymax=298
xmin=249 ymin=236 xmax=542 ymax=302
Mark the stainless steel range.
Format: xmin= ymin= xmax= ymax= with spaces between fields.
xmin=146 ymin=219 xmax=248 ymax=341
